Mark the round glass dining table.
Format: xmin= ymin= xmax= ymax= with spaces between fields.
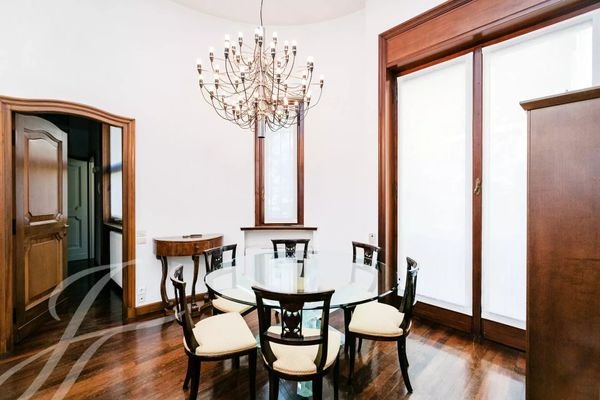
xmin=204 ymin=251 xmax=396 ymax=397
xmin=204 ymin=251 xmax=397 ymax=309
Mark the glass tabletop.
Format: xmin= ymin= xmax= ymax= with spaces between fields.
xmin=204 ymin=252 xmax=397 ymax=309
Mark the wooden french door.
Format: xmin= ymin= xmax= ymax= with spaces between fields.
xmin=14 ymin=114 xmax=68 ymax=341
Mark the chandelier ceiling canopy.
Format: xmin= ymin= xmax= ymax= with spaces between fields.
xmin=196 ymin=0 xmax=324 ymax=137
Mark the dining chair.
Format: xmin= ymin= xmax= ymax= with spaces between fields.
xmin=203 ymin=244 xmax=255 ymax=316
xmin=346 ymin=257 xmax=419 ymax=393
xmin=252 ymin=286 xmax=341 ymax=400
xmin=351 ymin=241 xmax=382 ymax=266
xmin=343 ymin=241 xmax=383 ymax=353
xmin=171 ymin=265 xmax=258 ymax=400
xmin=271 ymin=239 xmax=310 ymax=259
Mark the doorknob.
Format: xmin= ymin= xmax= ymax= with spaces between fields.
xmin=473 ymin=178 xmax=482 ymax=196
xmin=64 ymin=224 xmax=70 ymax=228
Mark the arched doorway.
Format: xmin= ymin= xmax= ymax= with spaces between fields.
xmin=0 ymin=96 xmax=136 ymax=353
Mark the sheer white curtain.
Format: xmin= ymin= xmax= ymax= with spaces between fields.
xmin=482 ymin=11 xmax=597 ymax=328
xmin=264 ymin=125 xmax=298 ymax=224
xmin=397 ymin=54 xmax=473 ymax=315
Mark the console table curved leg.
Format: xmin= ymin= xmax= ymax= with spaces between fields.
xmin=157 ymin=255 xmax=173 ymax=312
xmin=191 ymin=255 xmax=200 ymax=313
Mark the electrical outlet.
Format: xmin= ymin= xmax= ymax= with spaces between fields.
xmin=137 ymin=287 xmax=146 ymax=303
xmin=368 ymin=232 xmax=376 ymax=244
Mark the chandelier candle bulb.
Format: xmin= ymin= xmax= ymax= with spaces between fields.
xmin=196 ymin=59 xmax=202 ymax=73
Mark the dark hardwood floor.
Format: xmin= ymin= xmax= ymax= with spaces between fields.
xmin=0 ymin=297 xmax=525 ymax=400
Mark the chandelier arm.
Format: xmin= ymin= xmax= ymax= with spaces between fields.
xmin=202 ymin=83 xmax=239 ymax=97
xmin=283 ymin=53 xmax=296 ymax=82
xmin=224 ymin=57 xmax=239 ymax=89
xmin=238 ymin=42 xmax=256 ymax=67
xmin=200 ymin=90 xmax=232 ymax=121
xmin=241 ymin=78 xmax=250 ymax=105
xmin=270 ymin=57 xmax=276 ymax=102
xmin=304 ymin=90 xmax=323 ymax=111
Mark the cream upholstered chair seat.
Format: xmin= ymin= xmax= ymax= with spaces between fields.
xmin=266 ymin=326 xmax=341 ymax=375
xmin=212 ymin=288 xmax=254 ymax=314
xmin=184 ymin=312 xmax=256 ymax=357
xmin=349 ymin=301 xmax=404 ymax=337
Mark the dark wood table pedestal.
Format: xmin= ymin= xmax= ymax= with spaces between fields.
xmin=153 ymin=234 xmax=223 ymax=313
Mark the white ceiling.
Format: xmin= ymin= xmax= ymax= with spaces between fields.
xmin=171 ymin=0 xmax=366 ymax=25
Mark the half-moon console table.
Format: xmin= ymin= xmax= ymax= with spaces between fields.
xmin=153 ymin=234 xmax=223 ymax=313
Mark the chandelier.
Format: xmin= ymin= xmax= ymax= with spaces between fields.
xmin=195 ymin=0 xmax=324 ymax=138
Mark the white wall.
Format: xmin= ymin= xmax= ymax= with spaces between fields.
xmin=0 ymin=0 xmax=444 ymax=306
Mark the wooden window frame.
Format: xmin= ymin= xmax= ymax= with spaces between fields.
xmin=378 ymin=0 xmax=600 ymax=351
xmin=102 ymin=124 xmax=123 ymax=228
xmin=254 ymin=110 xmax=305 ymax=227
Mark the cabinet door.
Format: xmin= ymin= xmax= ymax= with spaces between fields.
xmin=527 ymin=94 xmax=600 ymax=400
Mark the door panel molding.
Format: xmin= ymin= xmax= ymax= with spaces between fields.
xmin=0 ymin=96 xmax=136 ymax=353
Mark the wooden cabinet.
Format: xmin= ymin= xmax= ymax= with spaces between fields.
xmin=522 ymin=87 xmax=600 ymax=400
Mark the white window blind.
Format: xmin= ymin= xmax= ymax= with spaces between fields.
xmin=397 ymin=54 xmax=473 ymax=315
xmin=482 ymin=11 xmax=597 ymax=328
xmin=264 ymin=124 xmax=298 ymax=224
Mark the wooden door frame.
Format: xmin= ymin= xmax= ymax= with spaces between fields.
xmin=0 ymin=96 xmax=136 ymax=353
xmin=378 ymin=0 xmax=599 ymax=350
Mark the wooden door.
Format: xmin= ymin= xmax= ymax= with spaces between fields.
xmin=67 ymin=158 xmax=89 ymax=261
xmin=14 ymin=114 xmax=68 ymax=341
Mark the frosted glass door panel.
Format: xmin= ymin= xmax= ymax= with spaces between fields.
xmin=397 ymin=54 xmax=473 ymax=315
xmin=264 ymin=125 xmax=298 ymax=224
xmin=482 ymin=12 xmax=596 ymax=328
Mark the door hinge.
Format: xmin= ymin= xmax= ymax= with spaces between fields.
xmin=12 ymin=218 xmax=16 ymax=235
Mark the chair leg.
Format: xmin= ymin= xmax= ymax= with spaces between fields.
xmin=343 ymin=307 xmax=351 ymax=353
xmin=189 ymin=358 xmax=201 ymax=400
xmin=268 ymin=372 xmax=279 ymax=400
xmin=312 ymin=377 xmax=323 ymax=400
xmin=248 ymin=350 xmax=257 ymax=400
xmin=398 ymin=336 xmax=413 ymax=393
xmin=348 ymin=335 xmax=356 ymax=384
xmin=183 ymin=356 xmax=192 ymax=390
xmin=233 ymin=356 xmax=240 ymax=369
xmin=358 ymin=338 xmax=363 ymax=352
xmin=333 ymin=359 xmax=340 ymax=400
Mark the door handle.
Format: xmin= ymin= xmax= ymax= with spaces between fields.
xmin=474 ymin=178 xmax=482 ymax=196
xmin=64 ymin=224 xmax=70 ymax=228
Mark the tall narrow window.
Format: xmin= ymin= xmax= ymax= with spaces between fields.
xmin=256 ymin=120 xmax=304 ymax=225
xmin=109 ymin=126 xmax=122 ymax=222
xmin=397 ymin=54 xmax=473 ymax=315
xmin=482 ymin=12 xmax=597 ymax=328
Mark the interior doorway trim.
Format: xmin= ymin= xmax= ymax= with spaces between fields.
xmin=0 ymin=96 xmax=136 ymax=353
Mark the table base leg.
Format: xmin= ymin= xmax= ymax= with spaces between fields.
xmin=157 ymin=256 xmax=174 ymax=313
